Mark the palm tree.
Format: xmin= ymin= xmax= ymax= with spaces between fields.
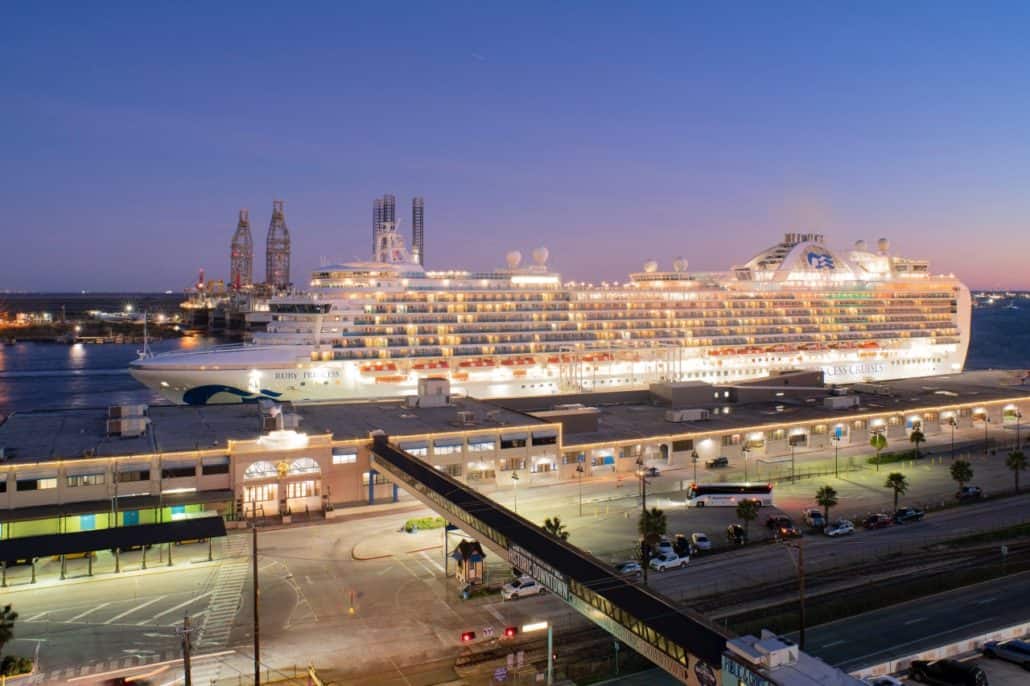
xmin=815 ymin=485 xmax=838 ymax=523
xmin=543 ymin=516 xmax=570 ymax=541
xmin=870 ymin=433 xmax=887 ymax=471
xmin=1006 ymin=450 xmax=1027 ymax=493
xmin=0 ymin=603 xmax=17 ymax=655
xmin=950 ymin=460 xmax=973 ymax=491
xmin=736 ymin=499 xmax=760 ymax=541
xmin=885 ymin=472 xmax=909 ymax=511
xmin=637 ymin=507 xmax=668 ymax=540
xmin=909 ymin=430 xmax=925 ymax=459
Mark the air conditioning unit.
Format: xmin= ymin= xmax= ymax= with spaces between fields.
xmin=456 ymin=410 xmax=475 ymax=425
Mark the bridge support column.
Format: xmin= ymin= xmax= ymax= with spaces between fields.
xmin=368 ymin=469 xmax=378 ymax=504
xmin=393 ymin=484 xmax=399 ymax=502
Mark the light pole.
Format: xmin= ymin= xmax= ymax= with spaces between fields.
xmin=1017 ymin=411 xmax=1023 ymax=450
xmin=690 ymin=449 xmax=699 ymax=485
xmin=984 ymin=416 xmax=991 ymax=455
xmin=635 ymin=456 xmax=647 ymax=511
xmin=521 ymin=622 xmax=554 ymax=686
xmin=832 ymin=434 xmax=840 ymax=478
xmin=575 ymin=463 xmax=584 ymax=517
xmin=782 ymin=539 xmax=806 ymax=650
xmin=741 ymin=446 xmax=751 ymax=482
xmin=949 ymin=416 xmax=958 ymax=460
xmin=789 ymin=441 xmax=796 ymax=483
xmin=511 ymin=470 xmax=520 ymax=514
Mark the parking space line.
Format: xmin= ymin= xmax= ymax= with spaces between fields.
xmin=147 ymin=591 xmax=213 ymax=623
xmin=103 ymin=596 xmax=167 ymax=624
xmin=26 ymin=611 xmax=50 ymax=622
xmin=67 ymin=602 xmax=113 ymax=622
xmin=419 ymin=551 xmax=445 ymax=573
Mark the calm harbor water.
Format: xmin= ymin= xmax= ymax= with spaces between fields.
xmin=0 ymin=306 xmax=1027 ymax=415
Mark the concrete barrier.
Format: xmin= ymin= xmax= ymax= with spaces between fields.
xmin=851 ymin=621 xmax=1030 ymax=679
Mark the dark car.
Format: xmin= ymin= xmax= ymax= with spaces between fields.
xmin=909 ymin=659 xmax=987 ymax=685
xmin=726 ymin=524 xmax=746 ymax=546
xmin=765 ymin=515 xmax=802 ymax=538
xmin=673 ymin=533 xmax=692 ymax=557
xmin=956 ymin=486 xmax=985 ymax=502
xmin=894 ymin=507 xmax=925 ymax=523
xmin=982 ymin=638 xmax=1030 ymax=668
xmin=645 ymin=466 xmax=661 ymax=477
xmin=706 ymin=456 xmax=729 ymax=469
xmin=863 ymin=513 xmax=893 ymax=530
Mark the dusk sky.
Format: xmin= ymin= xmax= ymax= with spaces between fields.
xmin=3 ymin=2 xmax=1030 ymax=291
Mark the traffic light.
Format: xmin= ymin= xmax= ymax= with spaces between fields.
xmin=504 ymin=626 xmax=518 ymax=638
xmin=461 ymin=631 xmax=476 ymax=642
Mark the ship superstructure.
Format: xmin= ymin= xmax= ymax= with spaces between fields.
xmin=131 ymin=227 xmax=971 ymax=405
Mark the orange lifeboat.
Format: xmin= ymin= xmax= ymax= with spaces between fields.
xmin=458 ymin=357 xmax=496 ymax=369
xmin=501 ymin=356 xmax=536 ymax=367
xmin=359 ymin=362 xmax=399 ymax=375
xmin=412 ymin=359 xmax=450 ymax=371
xmin=375 ymin=375 xmax=406 ymax=384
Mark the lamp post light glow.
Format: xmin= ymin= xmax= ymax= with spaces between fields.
xmin=521 ymin=621 xmax=553 ymax=685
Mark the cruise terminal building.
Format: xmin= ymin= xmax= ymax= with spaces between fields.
xmin=1 ymin=370 xmax=1028 ymax=567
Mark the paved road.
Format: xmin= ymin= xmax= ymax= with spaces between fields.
xmin=789 ymin=570 xmax=1030 ymax=671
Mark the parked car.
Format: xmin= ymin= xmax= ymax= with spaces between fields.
xmin=501 ymin=575 xmax=545 ymax=601
xmin=894 ymin=507 xmax=925 ymax=523
xmin=673 ymin=534 xmax=691 ymax=557
xmin=726 ymin=523 xmax=746 ymax=545
xmin=909 ymin=658 xmax=988 ymax=685
xmin=862 ymin=513 xmax=893 ymax=530
xmin=645 ymin=466 xmax=661 ymax=477
xmin=649 ymin=552 xmax=688 ymax=572
xmin=615 ymin=560 xmax=642 ymax=578
xmin=802 ymin=508 xmax=826 ymax=529
xmin=824 ymin=520 xmax=855 ymax=537
xmin=654 ymin=537 xmax=675 ymax=555
xmin=706 ymin=456 xmax=729 ymax=469
xmin=956 ymin=485 xmax=985 ymax=502
xmin=766 ymin=515 xmax=802 ymax=538
xmin=863 ymin=677 xmax=905 ymax=686
xmin=982 ymin=638 xmax=1030 ymax=668
xmin=691 ymin=532 xmax=712 ymax=551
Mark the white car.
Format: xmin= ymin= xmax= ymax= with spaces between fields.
xmin=863 ymin=677 xmax=904 ymax=686
xmin=654 ymin=537 xmax=675 ymax=555
xmin=691 ymin=533 xmax=712 ymax=551
xmin=501 ymin=576 xmax=545 ymax=601
xmin=649 ymin=552 xmax=688 ymax=572
xmin=824 ymin=520 xmax=855 ymax=537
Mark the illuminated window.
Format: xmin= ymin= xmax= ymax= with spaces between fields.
xmin=244 ymin=461 xmax=278 ymax=480
xmin=67 ymin=473 xmax=105 ymax=487
xmin=332 ymin=450 xmax=357 ymax=465
xmin=288 ymin=458 xmax=321 ymax=475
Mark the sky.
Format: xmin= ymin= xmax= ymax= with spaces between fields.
xmin=2 ymin=1 xmax=1030 ymax=291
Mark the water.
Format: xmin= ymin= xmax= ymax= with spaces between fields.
xmin=0 ymin=337 xmax=221 ymax=414
xmin=0 ymin=306 xmax=1027 ymax=415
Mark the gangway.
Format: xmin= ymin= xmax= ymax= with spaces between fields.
xmin=370 ymin=433 xmax=729 ymax=685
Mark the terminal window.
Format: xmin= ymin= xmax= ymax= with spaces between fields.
xmin=17 ymin=477 xmax=57 ymax=491
xmin=67 ymin=473 xmax=105 ymax=487
xmin=332 ymin=451 xmax=357 ymax=465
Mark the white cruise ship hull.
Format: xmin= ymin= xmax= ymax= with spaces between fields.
xmin=131 ymin=340 xmax=969 ymax=405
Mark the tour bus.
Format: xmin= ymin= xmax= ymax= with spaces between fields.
xmin=685 ymin=482 xmax=775 ymax=508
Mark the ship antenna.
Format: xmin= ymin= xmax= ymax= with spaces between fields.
xmin=138 ymin=309 xmax=153 ymax=359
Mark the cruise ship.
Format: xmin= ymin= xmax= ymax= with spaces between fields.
xmin=130 ymin=226 xmax=971 ymax=405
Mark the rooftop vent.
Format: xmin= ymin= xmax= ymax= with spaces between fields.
xmin=455 ymin=410 xmax=476 ymax=426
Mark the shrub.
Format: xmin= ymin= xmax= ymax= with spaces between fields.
xmin=1 ymin=655 xmax=33 ymax=676
xmin=403 ymin=516 xmax=446 ymax=532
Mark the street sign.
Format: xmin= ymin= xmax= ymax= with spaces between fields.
xmin=494 ymin=667 xmax=508 ymax=682
xmin=507 ymin=653 xmax=514 ymax=669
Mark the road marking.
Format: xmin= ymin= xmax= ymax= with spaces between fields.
xmin=904 ymin=617 xmax=926 ymax=625
xmin=147 ymin=591 xmax=214 ymax=622
xmin=26 ymin=611 xmax=50 ymax=621
xmin=104 ymin=596 xmax=167 ymax=624
xmin=821 ymin=640 xmax=847 ymax=648
xmin=67 ymin=602 xmax=113 ymax=622
xmin=485 ymin=604 xmax=506 ymax=623
xmin=419 ymin=551 xmax=445 ymax=573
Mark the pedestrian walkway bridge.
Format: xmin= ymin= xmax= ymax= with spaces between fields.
xmin=370 ymin=433 xmax=729 ymax=685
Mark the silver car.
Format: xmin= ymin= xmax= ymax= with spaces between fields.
xmin=983 ymin=639 xmax=1030 ymax=668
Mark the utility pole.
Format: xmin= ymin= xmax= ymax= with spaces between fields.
xmin=783 ymin=539 xmax=806 ymax=650
xmin=253 ymin=514 xmax=261 ymax=685
xmin=179 ymin=613 xmax=193 ymax=686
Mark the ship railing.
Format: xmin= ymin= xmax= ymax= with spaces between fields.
xmin=147 ymin=343 xmax=287 ymax=358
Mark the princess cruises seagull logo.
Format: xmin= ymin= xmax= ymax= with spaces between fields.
xmin=806 ymin=250 xmax=835 ymax=270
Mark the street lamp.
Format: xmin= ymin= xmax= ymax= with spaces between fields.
xmin=948 ymin=416 xmax=958 ymax=460
xmin=983 ymin=416 xmax=991 ymax=455
xmin=575 ymin=463 xmax=584 ymax=517
xmin=511 ymin=470 xmax=520 ymax=514
xmin=1017 ymin=411 xmax=1023 ymax=450
xmin=635 ymin=456 xmax=647 ymax=511
xmin=781 ymin=539 xmax=806 ymax=651
xmin=741 ymin=445 xmax=751 ymax=482
xmin=690 ymin=449 xmax=699 ymax=485
xmin=831 ymin=433 xmax=840 ymax=478
xmin=522 ymin=621 xmax=554 ymax=686
xmin=789 ymin=440 xmax=796 ymax=484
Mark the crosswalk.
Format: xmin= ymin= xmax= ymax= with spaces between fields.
xmin=191 ymin=536 xmax=250 ymax=684
xmin=36 ymin=650 xmax=184 ymax=684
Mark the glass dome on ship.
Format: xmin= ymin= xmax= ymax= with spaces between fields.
xmin=130 ymin=226 xmax=971 ymax=405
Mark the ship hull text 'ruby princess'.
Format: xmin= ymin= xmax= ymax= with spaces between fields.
xmin=130 ymin=228 xmax=971 ymax=405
